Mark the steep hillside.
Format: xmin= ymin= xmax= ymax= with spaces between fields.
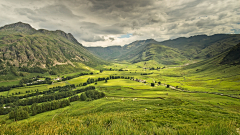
xmin=220 ymin=43 xmax=240 ymax=65
xmin=0 ymin=22 xmax=107 ymax=78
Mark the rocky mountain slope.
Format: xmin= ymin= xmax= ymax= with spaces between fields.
xmin=0 ymin=22 xmax=107 ymax=77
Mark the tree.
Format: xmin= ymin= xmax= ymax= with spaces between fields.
xmin=31 ymin=103 xmax=38 ymax=116
xmin=151 ymin=83 xmax=155 ymax=87
xmin=49 ymin=70 xmax=57 ymax=75
xmin=105 ymin=80 xmax=107 ymax=83
xmin=80 ymin=93 xmax=87 ymax=101
xmin=166 ymin=84 xmax=170 ymax=88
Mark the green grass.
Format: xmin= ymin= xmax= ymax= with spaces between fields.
xmin=1 ymin=59 xmax=240 ymax=134
xmin=1 ymin=86 xmax=239 ymax=134
xmin=0 ymin=80 xmax=19 ymax=87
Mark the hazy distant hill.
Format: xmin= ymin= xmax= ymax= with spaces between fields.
xmin=120 ymin=43 xmax=187 ymax=65
xmin=87 ymin=34 xmax=240 ymax=65
xmin=87 ymin=46 xmax=123 ymax=60
xmin=86 ymin=39 xmax=158 ymax=60
xmin=0 ymin=22 xmax=107 ymax=77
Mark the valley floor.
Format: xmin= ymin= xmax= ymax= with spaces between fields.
xmin=0 ymin=61 xmax=240 ymax=134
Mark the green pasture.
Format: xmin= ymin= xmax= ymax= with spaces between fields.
xmin=1 ymin=85 xmax=240 ymax=134
xmin=0 ymin=80 xmax=19 ymax=87
xmin=1 ymin=60 xmax=240 ymax=134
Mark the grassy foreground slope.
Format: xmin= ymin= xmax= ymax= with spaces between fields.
xmin=0 ymin=79 xmax=240 ymax=134
xmin=0 ymin=59 xmax=240 ymax=134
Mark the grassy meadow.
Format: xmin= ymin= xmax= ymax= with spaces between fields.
xmin=0 ymin=61 xmax=240 ymax=134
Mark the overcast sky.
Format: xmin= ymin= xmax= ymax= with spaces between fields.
xmin=0 ymin=0 xmax=239 ymax=47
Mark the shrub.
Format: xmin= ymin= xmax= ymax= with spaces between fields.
xmin=80 ymin=93 xmax=87 ymax=101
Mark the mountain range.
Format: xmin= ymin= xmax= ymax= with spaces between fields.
xmin=87 ymin=34 xmax=240 ymax=65
xmin=0 ymin=22 xmax=239 ymax=80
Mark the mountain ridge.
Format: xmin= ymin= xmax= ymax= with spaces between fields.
xmin=87 ymin=34 xmax=240 ymax=65
xmin=0 ymin=22 xmax=107 ymax=79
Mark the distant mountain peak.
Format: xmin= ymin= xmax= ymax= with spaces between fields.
xmin=0 ymin=21 xmax=34 ymax=30
xmin=0 ymin=22 xmax=82 ymax=46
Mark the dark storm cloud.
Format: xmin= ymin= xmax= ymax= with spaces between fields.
xmin=79 ymin=22 xmax=123 ymax=34
xmin=1 ymin=0 xmax=239 ymax=46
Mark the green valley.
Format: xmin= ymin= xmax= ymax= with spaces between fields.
xmin=0 ymin=22 xmax=240 ymax=135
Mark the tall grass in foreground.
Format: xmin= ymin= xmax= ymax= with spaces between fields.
xmin=0 ymin=113 xmax=238 ymax=135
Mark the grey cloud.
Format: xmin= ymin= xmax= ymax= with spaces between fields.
xmin=80 ymin=22 xmax=123 ymax=34
xmin=76 ymin=32 xmax=105 ymax=42
xmin=196 ymin=19 xmax=220 ymax=28
xmin=15 ymin=4 xmax=83 ymax=23
xmin=88 ymin=0 xmax=154 ymax=11
xmin=218 ymin=13 xmax=228 ymax=20
xmin=14 ymin=8 xmax=36 ymax=16
xmin=36 ymin=5 xmax=83 ymax=19
xmin=109 ymin=37 xmax=114 ymax=42
xmin=1 ymin=0 xmax=239 ymax=46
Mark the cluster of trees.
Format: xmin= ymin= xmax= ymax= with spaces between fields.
xmin=80 ymin=90 xmax=105 ymax=101
xmin=1 ymin=84 xmax=79 ymax=106
xmin=118 ymin=69 xmax=128 ymax=71
xmin=19 ymin=77 xmax=39 ymax=84
xmin=0 ymin=86 xmax=95 ymax=115
xmin=7 ymin=87 xmax=105 ymax=121
xmin=62 ymin=72 xmax=92 ymax=81
xmin=0 ymin=76 xmax=51 ymax=93
xmin=8 ymin=99 xmax=70 ymax=120
xmin=141 ymin=73 xmax=153 ymax=75
xmin=0 ymin=84 xmax=24 ymax=92
xmin=30 ymin=99 xmax=70 ymax=116
xmin=151 ymin=82 xmax=161 ymax=87
xmin=101 ymin=68 xmax=130 ymax=71
xmin=76 ymin=76 xmax=134 ymax=87
xmin=0 ymin=85 xmax=90 ymax=105
xmin=149 ymin=67 xmax=161 ymax=70
xmin=21 ymin=77 xmax=52 ymax=86
xmin=8 ymin=106 xmax=29 ymax=120
xmin=19 ymin=66 xmax=48 ymax=74
xmin=110 ymin=76 xmax=133 ymax=79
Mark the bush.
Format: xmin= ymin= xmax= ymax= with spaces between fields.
xmin=80 ymin=93 xmax=87 ymax=101
xmin=151 ymin=83 xmax=155 ymax=87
